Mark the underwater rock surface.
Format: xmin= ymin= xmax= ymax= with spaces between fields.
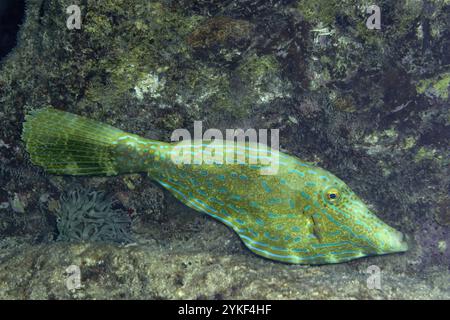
xmin=0 ymin=0 xmax=449 ymax=299
xmin=0 ymin=238 xmax=448 ymax=299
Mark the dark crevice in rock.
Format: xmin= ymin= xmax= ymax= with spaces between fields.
xmin=0 ymin=0 xmax=25 ymax=61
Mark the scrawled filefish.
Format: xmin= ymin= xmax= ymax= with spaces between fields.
xmin=22 ymin=108 xmax=408 ymax=264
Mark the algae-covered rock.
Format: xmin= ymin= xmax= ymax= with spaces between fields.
xmin=0 ymin=240 xmax=448 ymax=299
xmin=187 ymin=16 xmax=254 ymax=64
xmin=0 ymin=0 xmax=449 ymax=299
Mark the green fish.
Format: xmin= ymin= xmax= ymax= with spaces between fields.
xmin=22 ymin=107 xmax=408 ymax=264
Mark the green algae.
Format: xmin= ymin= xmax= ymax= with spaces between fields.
xmin=364 ymin=128 xmax=399 ymax=145
xmin=402 ymin=136 xmax=417 ymax=150
xmin=82 ymin=1 xmax=205 ymax=105
xmin=236 ymin=54 xmax=286 ymax=105
xmin=0 ymin=0 xmax=449 ymax=298
xmin=296 ymin=0 xmax=370 ymax=26
xmin=417 ymin=73 xmax=450 ymax=99
xmin=187 ymin=16 xmax=253 ymax=57
xmin=414 ymin=147 xmax=441 ymax=163
xmin=73 ymin=3 xmax=284 ymax=123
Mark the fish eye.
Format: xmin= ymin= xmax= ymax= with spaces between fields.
xmin=325 ymin=188 xmax=340 ymax=202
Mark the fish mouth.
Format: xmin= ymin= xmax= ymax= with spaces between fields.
xmin=385 ymin=230 xmax=409 ymax=253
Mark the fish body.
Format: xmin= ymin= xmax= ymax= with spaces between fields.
xmin=23 ymin=108 xmax=408 ymax=264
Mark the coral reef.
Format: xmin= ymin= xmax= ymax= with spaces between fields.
xmin=0 ymin=0 xmax=448 ymax=299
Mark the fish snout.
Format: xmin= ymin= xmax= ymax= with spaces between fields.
xmin=385 ymin=229 xmax=409 ymax=253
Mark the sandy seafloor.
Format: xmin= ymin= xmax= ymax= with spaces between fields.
xmin=0 ymin=0 xmax=449 ymax=299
